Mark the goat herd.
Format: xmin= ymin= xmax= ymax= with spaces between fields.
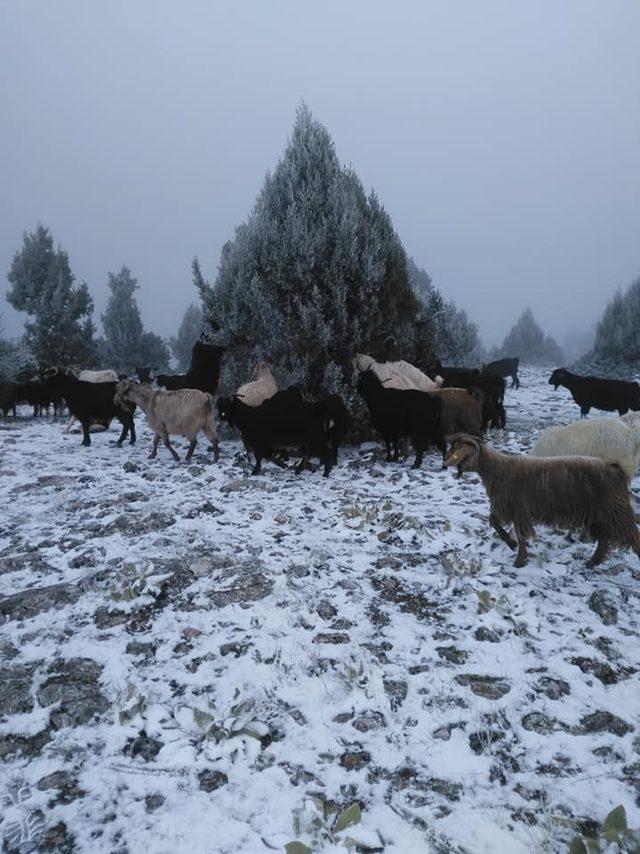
xmin=3 ymin=343 xmax=640 ymax=570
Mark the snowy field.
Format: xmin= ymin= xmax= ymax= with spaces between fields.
xmin=1 ymin=367 xmax=640 ymax=853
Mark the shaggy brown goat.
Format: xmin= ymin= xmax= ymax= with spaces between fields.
xmin=115 ymin=380 xmax=219 ymax=462
xmin=428 ymin=387 xmax=483 ymax=436
xmin=444 ymin=434 xmax=640 ymax=568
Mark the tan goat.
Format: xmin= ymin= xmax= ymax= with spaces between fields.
xmin=235 ymin=361 xmax=278 ymax=407
xmin=114 ymin=380 xmax=219 ymax=462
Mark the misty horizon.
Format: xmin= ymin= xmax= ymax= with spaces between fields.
xmin=2 ymin=1 xmax=639 ymax=355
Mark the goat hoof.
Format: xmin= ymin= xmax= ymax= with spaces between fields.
xmin=514 ymin=557 xmax=527 ymax=568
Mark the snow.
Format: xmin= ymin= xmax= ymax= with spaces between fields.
xmin=1 ymin=367 xmax=639 ymax=853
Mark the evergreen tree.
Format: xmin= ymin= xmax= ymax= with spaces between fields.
xmin=7 ymin=225 xmax=96 ymax=367
xmin=101 ymin=266 xmax=169 ymax=372
xmin=198 ymin=104 xmax=421 ymax=401
xmin=497 ymin=307 xmax=563 ymax=365
xmin=591 ymin=278 xmax=640 ymax=364
xmin=170 ymin=303 xmax=203 ymax=370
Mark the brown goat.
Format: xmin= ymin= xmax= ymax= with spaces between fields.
xmin=428 ymin=387 xmax=483 ymax=436
xmin=115 ymin=380 xmax=219 ymax=462
xmin=444 ymin=434 xmax=640 ymax=568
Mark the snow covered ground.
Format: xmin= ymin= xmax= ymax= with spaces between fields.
xmin=1 ymin=367 xmax=639 ymax=853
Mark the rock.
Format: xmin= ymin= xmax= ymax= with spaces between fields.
xmin=0 ymin=664 xmax=36 ymax=716
xmin=0 ymin=640 xmax=19 ymax=660
xmin=340 ymin=750 xmax=371 ymax=771
xmin=455 ymin=674 xmax=511 ymax=700
xmin=210 ymin=572 xmax=273 ymax=607
xmin=124 ymin=732 xmax=163 ymax=762
xmin=433 ymin=725 xmax=452 ymax=741
xmin=126 ymin=641 xmax=156 ymax=661
xmin=316 ymin=600 xmax=338 ymax=620
xmin=312 ymin=632 xmax=350 ymax=644
xmin=383 ymin=679 xmax=408 ymax=711
xmin=521 ymin=712 xmax=557 ymax=735
xmin=535 ymin=676 xmax=570 ymax=701
xmin=0 ymin=580 xmax=82 ymax=622
xmin=569 ymin=656 xmax=633 ymax=685
xmin=43 ymin=821 xmax=75 ymax=854
xmin=145 ymin=793 xmax=165 ymax=813
xmin=37 ymin=770 xmax=85 ymax=805
xmin=474 ymin=627 xmax=501 ymax=643
xmin=123 ymin=461 xmax=139 ymax=472
xmin=198 ymin=769 xmax=228 ymax=792
xmin=0 ymin=728 xmax=51 ymax=761
xmin=37 ymin=658 xmax=109 ymax=729
xmin=574 ymin=711 xmax=633 ymax=737
xmin=436 ymin=646 xmax=469 ymax=665
xmin=408 ymin=664 xmax=430 ymax=675
xmin=588 ymin=590 xmax=618 ymax=625
xmin=219 ymin=641 xmax=251 ymax=657
xmin=352 ymin=711 xmax=386 ymax=732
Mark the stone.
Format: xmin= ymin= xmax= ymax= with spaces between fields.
xmin=588 ymin=590 xmax=618 ymax=625
xmin=316 ymin=600 xmax=338 ymax=620
xmin=37 ymin=658 xmax=109 ymax=729
xmin=474 ymin=627 xmax=501 ymax=643
xmin=383 ymin=679 xmax=408 ymax=711
xmin=574 ymin=711 xmax=633 ymax=737
xmin=521 ymin=712 xmax=557 ymax=735
xmin=436 ymin=646 xmax=469 ymax=665
xmin=352 ymin=711 xmax=386 ymax=732
xmin=124 ymin=732 xmax=163 ymax=762
xmin=145 ymin=793 xmax=165 ymax=813
xmin=0 ymin=664 xmax=36 ymax=716
xmin=37 ymin=770 xmax=85 ymax=805
xmin=312 ymin=632 xmax=350 ymax=644
xmin=198 ymin=769 xmax=228 ymax=792
xmin=340 ymin=750 xmax=371 ymax=771
xmin=455 ymin=674 xmax=511 ymax=700
xmin=535 ymin=676 xmax=570 ymax=701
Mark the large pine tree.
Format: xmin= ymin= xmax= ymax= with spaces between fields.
xmin=197 ymin=104 xmax=421 ymax=400
xmin=100 ymin=266 xmax=169 ymax=372
xmin=496 ymin=307 xmax=563 ymax=365
xmin=170 ymin=303 xmax=203 ymax=371
xmin=7 ymin=225 xmax=96 ymax=367
xmin=591 ymin=278 xmax=640 ymax=364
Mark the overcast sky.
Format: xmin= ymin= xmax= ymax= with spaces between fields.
xmin=1 ymin=0 xmax=639 ymax=350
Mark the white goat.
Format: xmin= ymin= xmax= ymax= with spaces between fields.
xmin=114 ymin=380 xmax=219 ymax=462
xmin=353 ymin=353 xmax=442 ymax=391
xmin=530 ymin=416 xmax=640 ymax=480
xmin=235 ymin=362 xmax=278 ymax=407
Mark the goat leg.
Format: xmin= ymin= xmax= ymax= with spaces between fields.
xmin=185 ymin=439 xmax=197 ymax=461
xmin=251 ymin=454 xmax=263 ymax=475
xmin=149 ymin=435 xmax=160 ymax=459
xmin=586 ymin=538 xmax=610 ymax=568
xmin=129 ymin=418 xmax=136 ymax=445
xmin=81 ymin=422 xmax=91 ymax=447
xmin=384 ymin=439 xmax=393 ymax=462
xmin=412 ymin=447 xmax=423 ymax=469
xmin=163 ymin=436 xmax=180 ymax=461
xmin=490 ymin=513 xmax=517 ymax=550
xmin=115 ymin=421 xmax=129 ymax=446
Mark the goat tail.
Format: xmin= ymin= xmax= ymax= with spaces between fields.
xmin=603 ymin=462 xmax=640 ymax=549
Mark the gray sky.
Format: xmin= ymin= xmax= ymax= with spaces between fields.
xmin=1 ymin=0 xmax=639 ymax=351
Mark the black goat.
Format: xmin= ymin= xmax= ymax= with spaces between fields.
xmin=312 ymin=394 xmax=350 ymax=464
xmin=156 ymin=341 xmax=225 ymax=395
xmin=0 ymin=381 xmax=17 ymax=417
xmin=217 ymin=389 xmax=332 ymax=476
xmin=136 ymin=366 xmax=153 ymax=384
xmin=44 ymin=368 xmax=136 ymax=447
xmin=357 ymin=370 xmax=445 ymax=468
xmin=482 ymin=357 xmax=520 ymax=389
xmin=549 ymin=368 xmax=640 ymax=417
xmin=14 ymin=381 xmax=63 ymax=417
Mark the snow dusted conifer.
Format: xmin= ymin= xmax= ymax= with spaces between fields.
xmin=170 ymin=303 xmax=203 ymax=370
xmin=7 ymin=225 xmax=97 ymax=368
xmin=198 ymin=104 xmax=420 ymax=401
xmin=496 ymin=307 xmax=563 ymax=365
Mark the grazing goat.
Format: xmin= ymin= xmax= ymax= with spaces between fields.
xmin=14 ymin=381 xmax=63 ymax=417
xmin=428 ymin=387 xmax=483 ymax=436
xmin=235 ymin=361 xmax=278 ymax=406
xmin=156 ymin=340 xmax=224 ymax=395
xmin=549 ymin=368 xmax=640 ymax=417
xmin=357 ymin=370 xmax=445 ymax=468
xmin=438 ymin=371 xmax=506 ymax=430
xmin=354 ymin=353 xmax=442 ymax=391
xmin=217 ymin=389 xmax=332 ymax=476
xmin=114 ymin=380 xmax=219 ymax=462
xmin=482 ymin=357 xmax=520 ymax=389
xmin=44 ymin=368 xmax=135 ymax=447
xmin=531 ymin=416 xmax=640 ymax=480
xmin=444 ymin=434 xmax=640 ymax=568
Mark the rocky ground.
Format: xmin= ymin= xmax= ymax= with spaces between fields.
xmin=1 ymin=368 xmax=640 ymax=853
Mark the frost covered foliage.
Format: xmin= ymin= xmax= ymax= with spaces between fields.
xmin=591 ymin=278 xmax=640 ymax=366
xmin=6 ymin=225 xmax=97 ymax=368
xmin=197 ymin=105 xmax=420 ymax=402
xmin=0 ymin=337 xmax=31 ymax=381
xmin=407 ymin=259 xmax=480 ymax=364
xmin=494 ymin=307 xmax=563 ymax=366
xmin=170 ymin=303 xmax=203 ymax=371
xmin=100 ymin=267 xmax=169 ymax=372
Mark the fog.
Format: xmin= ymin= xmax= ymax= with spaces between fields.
xmin=1 ymin=0 xmax=639 ymax=350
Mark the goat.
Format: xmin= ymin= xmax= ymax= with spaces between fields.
xmin=235 ymin=361 xmax=278 ymax=406
xmin=136 ymin=366 xmax=153 ymax=384
xmin=156 ymin=340 xmax=225 ymax=395
xmin=428 ymin=387 xmax=483 ymax=436
xmin=114 ymin=380 xmax=219 ymax=462
xmin=14 ymin=381 xmax=63 ymax=418
xmin=438 ymin=371 xmax=506 ymax=430
xmin=64 ymin=368 xmax=120 ymax=432
xmin=312 ymin=394 xmax=350 ymax=464
xmin=357 ymin=370 xmax=445 ymax=468
xmin=549 ymin=368 xmax=640 ymax=417
xmin=482 ymin=357 xmax=520 ymax=389
xmin=217 ymin=389 xmax=332 ymax=476
xmin=444 ymin=434 xmax=640 ymax=568
xmin=0 ymin=381 xmax=17 ymax=417
xmin=353 ymin=353 xmax=442 ymax=391
xmin=531 ymin=416 xmax=640 ymax=480
xmin=44 ymin=368 xmax=135 ymax=446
